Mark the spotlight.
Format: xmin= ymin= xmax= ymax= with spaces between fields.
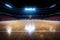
xmin=24 ymin=7 xmax=36 ymax=14
xmin=25 ymin=8 xmax=36 ymax=11
xmin=5 ymin=3 xmax=13 ymax=8
xmin=25 ymin=22 xmax=35 ymax=35
xmin=50 ymin=4 xmax=56 ymax=8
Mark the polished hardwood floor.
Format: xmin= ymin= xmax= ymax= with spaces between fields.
xmin=0 ymin=20 xmax=60 ymax=40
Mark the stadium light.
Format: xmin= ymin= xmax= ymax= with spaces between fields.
xmin=5 ymin=3 xmax=13 ymax=8
xmin=24 ymin=7 xmax=36 ymax=14
xmin=50 ymin=4 xmax=56 ymax=8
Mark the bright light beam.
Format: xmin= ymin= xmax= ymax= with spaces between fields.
xmin=5 ymin=3 xmax=12 ymax=8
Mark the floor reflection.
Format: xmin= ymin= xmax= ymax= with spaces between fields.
xmin=0 ymin=20 xmax=60 ymax=40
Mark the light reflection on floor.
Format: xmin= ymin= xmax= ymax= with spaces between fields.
xmin=0 ymin=20 xmax=60 ymax=40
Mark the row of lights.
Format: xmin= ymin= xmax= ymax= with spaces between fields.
xmin=5 ymin=3 xmax=37 ymax=14
xmin=4 ymin=3 xmax=56 ymax=15
xmin=5 ymin=3 xmax=56 ymax=9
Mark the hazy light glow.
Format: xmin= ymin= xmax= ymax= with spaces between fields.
xmin=24 ymin=7 xmax=36 ymax=14
xmin=6 ymin=26 xmax=12 ymax=35
xmin=25 ymin=23 xmax=35 ymax=35
xmin=5 ymin=4 xmax=12 ymax=8
xmin=50 ymin=4 xmax=56 ymax=8
xmin=25 ymin=8 xmax=36 ymax=11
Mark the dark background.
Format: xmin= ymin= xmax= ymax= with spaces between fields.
xmin=0 ymin=0 xmax=60 ymax=20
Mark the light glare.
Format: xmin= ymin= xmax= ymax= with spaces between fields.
xmin=50 ymin=4 xmax=56 ymax=8
xmin=25 ymin=8 xmax=36 ymax=11
xmin=25 ymin=23 xmax=35 ymax=35
xmin=5 ymin=4 xmax=12 ymax=8
xmin=6 ymin=26 xmax=12 ymax=35
xmin=24 ymin=7 xmax=36 ymax=14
